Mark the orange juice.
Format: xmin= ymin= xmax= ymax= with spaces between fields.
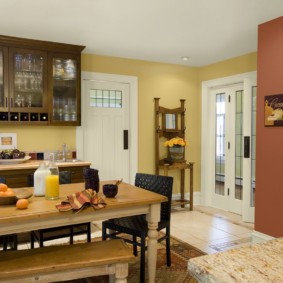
xmin=45 ymin=175 xmax=59 ymax=200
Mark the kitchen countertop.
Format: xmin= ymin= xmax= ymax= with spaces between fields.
xmin=188 ymin=237 xmax=283 ymax=283
xmin=0 ymin=160 xmax=91 ymax=170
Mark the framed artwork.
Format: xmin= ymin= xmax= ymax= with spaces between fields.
xmin=0 ymin=133 xmax=17 ymax=150
xmin=264 ymin=94 xmax=283 ymax=126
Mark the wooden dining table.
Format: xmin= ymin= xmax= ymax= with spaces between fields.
xmin=0 ymin=181 xmax=167 ymax=283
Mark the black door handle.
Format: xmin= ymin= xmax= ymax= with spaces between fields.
xmin=123 ymin=130 xmax=128 ymax=150
xmin=244 ymin=136 xmax=250 ymax=158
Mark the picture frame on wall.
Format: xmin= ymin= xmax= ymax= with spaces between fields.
xmin=0 ymin=133 xmax=17 ymax=150
xmin=264 ymin=94 xmax=283 ymax=126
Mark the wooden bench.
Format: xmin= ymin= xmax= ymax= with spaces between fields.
xmin=0 ymin=239 xmax=135 ymax=283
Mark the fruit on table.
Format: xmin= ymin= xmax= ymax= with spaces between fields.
xmin=0 ymin=183 xmax=8 ymax=192
xmin=16 ymin=198 xmax=29 ymax=209
xmin=0 ymin=185 xmax=16 ymax=196
xmin=0 ymin=149 xmax=26 ymax=159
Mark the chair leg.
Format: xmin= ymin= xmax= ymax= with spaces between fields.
xmin=133 ymin=235 xmax=138 ymax=256
xmin=102 ymin=224 xmax=107 ymax=240
xmin=3 ymin=236 xmax=8 ymax=250
xmin=87 ymin=223 xmax=91 ymax=242
xmin=30 ymin=232 xmax=35 ymax=249
xmin=2 ymin=235 xmax=17 ymax=251
xmin=39 ymin=231 xmax=44 ymax=247
xmin=140 ymin=236 xmax=146 ymax=283
xmin=12 ymin=234 xmax=18 ymax=250
xmin=166 ymin=227 xmax=171 ymax=267
xmin=70 ymin=226 xmax=74 ymax=244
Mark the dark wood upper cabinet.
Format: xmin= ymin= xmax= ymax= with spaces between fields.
xmin=0 ymin=35 xmax=85 ymax=125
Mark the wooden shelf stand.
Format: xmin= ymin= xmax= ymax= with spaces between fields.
xmin=154 ymin=98 xmax=194 ymax=210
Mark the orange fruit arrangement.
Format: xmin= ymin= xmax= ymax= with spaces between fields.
xmin=0 ymin=183 xmax=15 ymax=196
xmin=0 ymin=183 xmax=29 ymax=208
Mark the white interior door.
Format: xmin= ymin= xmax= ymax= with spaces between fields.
xmin=81 ymin=79 xmax=130 ymax=182
xmin=76 ymin=72 xmax=137 ymax=183
xmin=201 ymin=72 xmax=256 ymax=222
xmin=211 ymin=84 xmax=244 ymax=214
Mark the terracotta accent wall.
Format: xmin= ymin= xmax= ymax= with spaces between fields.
xmin=256 ymin=16 xmax=283 ymax=237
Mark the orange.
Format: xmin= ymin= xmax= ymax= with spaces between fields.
xmin=5 ymin=188 xmax=16 ymax=196
xmin=0 ymin=183 xmax=8 ymax=192
xmin=16 ymin=199 xmax=29 ymax=209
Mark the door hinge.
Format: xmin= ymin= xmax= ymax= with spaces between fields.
xmin=228 ymin=95 xmax=231 ymax=102
xmin=228 ymin=141 xmax=230 ymax=150
xmin=227 ymin=188 xmax=230 ymax=196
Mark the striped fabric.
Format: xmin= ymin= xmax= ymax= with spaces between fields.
xmin=56 ymin=189 xmax=106 ymax=213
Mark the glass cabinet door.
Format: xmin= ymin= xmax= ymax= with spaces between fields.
xmin=9 ymin=48 xmax=47 ymax=111
xmin=0 ymin=49 xmax=4 ymax=110
xmin=51 ymin=56 xmax=79 ymax=123
xmin=0 ymin=47 xmax=8 ymax=114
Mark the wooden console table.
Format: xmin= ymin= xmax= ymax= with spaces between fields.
xmin=159 ymin=160 xmax=194 ymax=210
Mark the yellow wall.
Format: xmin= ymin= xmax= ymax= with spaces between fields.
xmin=0 ymin=126 xmax=76 ymax=151
xmin=2 ymin=52 xmax=257 ymax=194
xmin=197 ymin=52 xmax=257 ymax=82
xmin=83 ymin=54 xmax=200 ymax=192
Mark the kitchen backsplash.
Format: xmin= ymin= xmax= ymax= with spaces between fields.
xmin=26 ymin=150 xmax=77 ymax=160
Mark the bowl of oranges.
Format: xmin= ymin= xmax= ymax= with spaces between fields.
xmin=0 ymin=183 xmax=32 ymax=205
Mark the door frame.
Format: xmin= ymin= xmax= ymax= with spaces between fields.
xmin=77 ymin=71 xmax=138 ymax=185
xmin=201 ymin=71 xmax=256 ymax=221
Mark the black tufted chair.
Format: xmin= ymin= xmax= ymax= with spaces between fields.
xmin=102 ymin=173 xmax=173 ymax=283
xmin=30 ymin=171 xmax=91 ymax=248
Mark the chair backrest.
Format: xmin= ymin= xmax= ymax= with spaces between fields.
xmin=135 ymin=173 xmax=173 ymax=222
xmin=59 ymin=171 xmax=72 ymax=184
xmin=0 ymin=177 xmax=6 ymax=184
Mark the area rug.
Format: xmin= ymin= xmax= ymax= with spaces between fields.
xmin=63 ymin=235 xmax=205 ymax=283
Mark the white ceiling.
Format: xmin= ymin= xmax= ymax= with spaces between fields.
xmin=1 ymin=0 xmax=283 ymax=66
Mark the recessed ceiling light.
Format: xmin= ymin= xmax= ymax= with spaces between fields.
xmin=181 ymin=56 xmax=190 ymax=61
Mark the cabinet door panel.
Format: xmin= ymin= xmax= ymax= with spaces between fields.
xmin=49 ymin=53 xmax=81 ymax=125
xmin=9 ymin=48 xmax=48 ymax=112
xmin=0 ymin=46 xmax=8 ymax=113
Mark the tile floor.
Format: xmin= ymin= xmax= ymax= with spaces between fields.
xmin=171 ymin=205 xmax=254 ymax=254
xmin=16 ymin=205 xmax=254 ymax=254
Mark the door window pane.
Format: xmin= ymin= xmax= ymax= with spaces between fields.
xmin=235 ymin=90 xmax=243 ymax=200
xmin=215 ymin=93 xmax=225 ymax=196
xmin=90 ymin=89 xmax=122 ymax=108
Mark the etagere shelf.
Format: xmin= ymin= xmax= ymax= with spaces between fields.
xmin=154 ymin=97 xmax=194 ymax=210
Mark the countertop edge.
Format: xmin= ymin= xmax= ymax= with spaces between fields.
xmin=0 ymin=160 xmax=91 ymax=170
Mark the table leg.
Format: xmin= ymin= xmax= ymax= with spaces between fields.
xmin=146 ymin=203 xmax=161 ymax=283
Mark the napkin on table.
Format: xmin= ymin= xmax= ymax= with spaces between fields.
xmin=56 ymin=189 xmax=106 ymax=213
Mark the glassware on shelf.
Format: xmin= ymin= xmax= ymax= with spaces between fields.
xmin=54 ymin=59 xmax=64 ymax=78
xmin=63 ymin=104 xmax=70 ymax=121
xmin=15 ymin=94 xmax=22 ymax=107
xmin=27 ymin=94 xmax=32 ymax=107
xmin=15 ymin=54 xmax=23 ymax=71
xmin=64 ymin=59 xmax=76 ymax=79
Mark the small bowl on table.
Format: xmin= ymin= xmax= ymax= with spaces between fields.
xmin=103 ymin=184 xmax=118 ymax=198
xmin=0 ymin=188 xmax=33 ymax=205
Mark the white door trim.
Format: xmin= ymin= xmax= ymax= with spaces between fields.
xmin=201 ymin=71 xmax=256 ymax=221
xmin=77 ymin=71 xmax=138 ymax=185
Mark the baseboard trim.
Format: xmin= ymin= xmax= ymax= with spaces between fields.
xmin=251 ymin=230 xmax=275 ymax=244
